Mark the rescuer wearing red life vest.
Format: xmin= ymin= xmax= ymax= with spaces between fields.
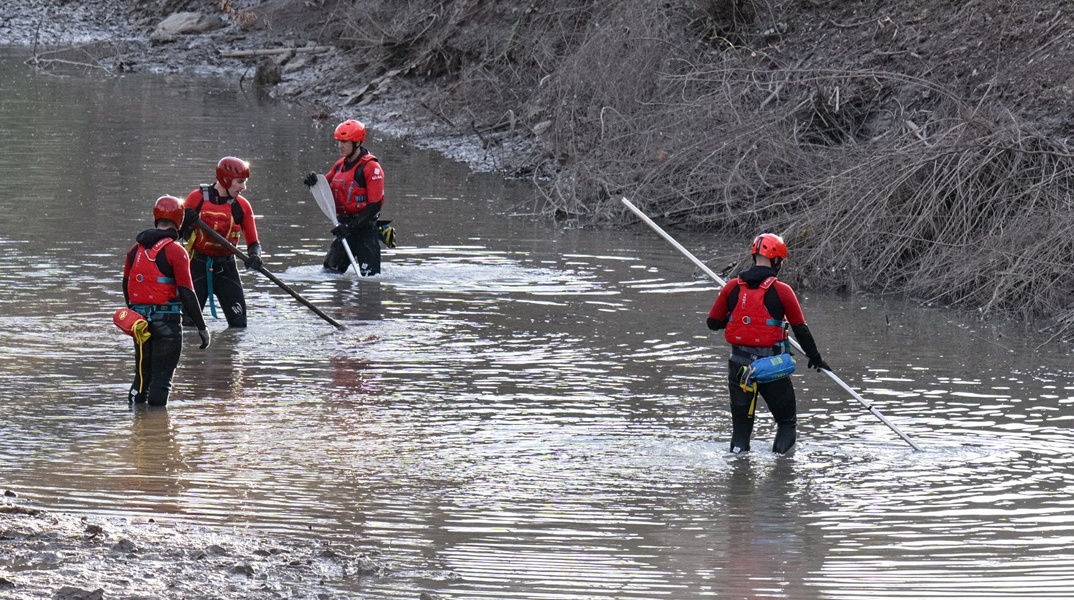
xmin=123 ymin=196 xmax=210 ymax=407
xmin=179 ymin=156 xmax=262 ymax=327
xmin=706 ymin=233 xmax=831 ymax=454
xmin=303 ymin=119 xmax=386 ymax=276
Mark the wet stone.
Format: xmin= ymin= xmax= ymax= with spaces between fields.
xmin=229 ymin=563 xmax=255 ymax=577
xmin=111 ymin=538 xmax=137 ymax=553
xmin=53 ymin=586 xmax=104 ymax=600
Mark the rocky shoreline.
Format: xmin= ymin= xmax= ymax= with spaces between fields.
xmin=2 ymin=0 xmax=542 ymax=175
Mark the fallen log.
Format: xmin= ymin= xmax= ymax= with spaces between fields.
xmin=219 ymin=46 xmax=332 ymax=58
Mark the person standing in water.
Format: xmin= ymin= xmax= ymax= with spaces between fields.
xmin=303 ymin=119 xmax=386 ymax=276
xmin=706 ymin=233 xmax=830 ymax=454
xmin=122 ymin=195 xmax=210 ymax=407
xmin=179 ymin=156 xmax=263 ymax=327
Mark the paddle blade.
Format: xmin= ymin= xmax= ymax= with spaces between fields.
xmin=310 ymin=174 xmax=337 ymax=225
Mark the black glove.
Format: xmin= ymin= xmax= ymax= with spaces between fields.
xmin=807 ymin=355 xmax=831 ymax=372
xmin=303 ymin=172 xmax=318 ymax=187
xmin=243 ymin=242 xmax=263 ymax=270
xmin=178 ymin=208 xmax=201 ymax=238
xmin=331 ymin=223 xmax=351 ymax=238
xmin=198 ymin=329 xmax=211 ymax=349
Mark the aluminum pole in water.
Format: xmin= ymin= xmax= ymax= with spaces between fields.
xmin=620 ymin=197 xmax=923 ymax=451
xmin=194 ymin=220 xmax=346 ymax=330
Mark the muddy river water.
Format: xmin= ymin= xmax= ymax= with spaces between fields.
xmin=2 ymin=51 xmax=1074 ymax=599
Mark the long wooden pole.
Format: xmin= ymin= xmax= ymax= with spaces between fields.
xmin=194 ymin=220 xmax=345 ymax=330
xmin=621 ymin=197 xmax=923 ymax=451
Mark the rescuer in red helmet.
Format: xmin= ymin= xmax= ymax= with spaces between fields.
xmin=122 ymin=195 xmax=210 ymax=407
xmin=179 ymin=156 xmax=263 ymax=327
xmin=303 ymin=119 xmax=389 ymax=276
xmin=705 ymin=233 xmax=830 ymax=454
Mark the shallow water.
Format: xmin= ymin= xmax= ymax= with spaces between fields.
xmin=3 ymin=51 xmax=1074 ymax=599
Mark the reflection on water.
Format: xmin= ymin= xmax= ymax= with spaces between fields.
xmin=121 ymin=406 xmax=187 ymax=513
xmin=3 ymin=50 xmax=1074 ymax=598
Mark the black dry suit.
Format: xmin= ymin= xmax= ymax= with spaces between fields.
xmin=123 ymin=228 xmax=206 ymax=407
xmin=707 ymin=265 xmax=824 ymax=454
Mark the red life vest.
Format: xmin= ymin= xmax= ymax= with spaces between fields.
xmin=127 ymin=237 xmax=179 ymax=306
xmin=724 ymin=276 xmax=788 ymax=348
xmin=327 ymin=153 xmax=379 ymax=216
xmin=190 ymin=185 xmax=246 ymax=256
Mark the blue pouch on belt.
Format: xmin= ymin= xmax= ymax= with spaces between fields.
xmin=741 ymin=353 xmax=796 ymax=390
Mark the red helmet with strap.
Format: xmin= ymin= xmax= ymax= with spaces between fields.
xmin=750 ymin=233 xmax=788 ymax=260
xmin=216 ymin=156 xmax=251 ymax=189
xmin=153 ymin=195 xmax=184 ymax=228
xmin=334 ymin=119 xmax=366 ymax=143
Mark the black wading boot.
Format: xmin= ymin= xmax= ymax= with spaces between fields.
xmin=772 ymin=421 xmax=796 ymax=455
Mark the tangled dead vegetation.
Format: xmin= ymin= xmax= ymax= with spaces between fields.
xmin=319 ymin=0 xmax=1074 ymax=338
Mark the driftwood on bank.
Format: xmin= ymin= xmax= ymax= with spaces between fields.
xmin=219 ymin=46 xmax=332 ymax=58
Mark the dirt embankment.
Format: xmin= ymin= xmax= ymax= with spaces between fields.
xmin=0 ymin=503 xmax=385 ymax=600
xmin=12 ymin=0 xmax=1074 ymax=335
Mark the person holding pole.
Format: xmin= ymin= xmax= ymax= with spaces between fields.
xmin=622 ymin=197 xmax=921 ymax=450
xmin=179 ymin=156 xmax=263 ymax=328
xmin=706 ymin=233 xmax=830 ymax=455
xmin=302 ymin=119 xmax=387 ymax=276
xmin=121 ymin=195 xmax=210 ymax=407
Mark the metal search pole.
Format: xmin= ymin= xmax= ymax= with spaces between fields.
xmin=621 ymin=197 xmax=923 ymax=451
xmin=194 ymin=220 xmax=346 ymax=330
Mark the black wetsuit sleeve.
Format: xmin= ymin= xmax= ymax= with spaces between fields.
xmin=179 ymin=287 xmax=207 ymax=330
xmin=707 ymin=317 xmax=726 ymax=331
xmin=791 ymin=323 xmax=821 ymax=359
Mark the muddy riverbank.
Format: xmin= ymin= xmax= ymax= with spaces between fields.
xmin=1 ymin=502 xmax=388 ymax=599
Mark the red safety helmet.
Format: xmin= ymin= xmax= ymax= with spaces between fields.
xmin=334 ymin=119 xmax=366 ymax=143
xmin=750 ymin=233 xmax=788 ymax=260
xmin=216 ymin=156 xmax=251 ymax=189
xmin=153 ymin=195 xmax=184 ymax=228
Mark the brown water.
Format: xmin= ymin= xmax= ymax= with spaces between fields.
xmin=2 ymin=51 xmax=1074 ymax=599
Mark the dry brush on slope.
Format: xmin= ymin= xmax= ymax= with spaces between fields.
xmin=92 ymin=0 xmax=1074 ymax=337
xmin=323 ymin=0 xmax=1074 ymax=337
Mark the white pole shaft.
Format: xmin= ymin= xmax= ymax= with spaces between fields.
xmin=340 ymin=238 xmax=361 ymax=277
